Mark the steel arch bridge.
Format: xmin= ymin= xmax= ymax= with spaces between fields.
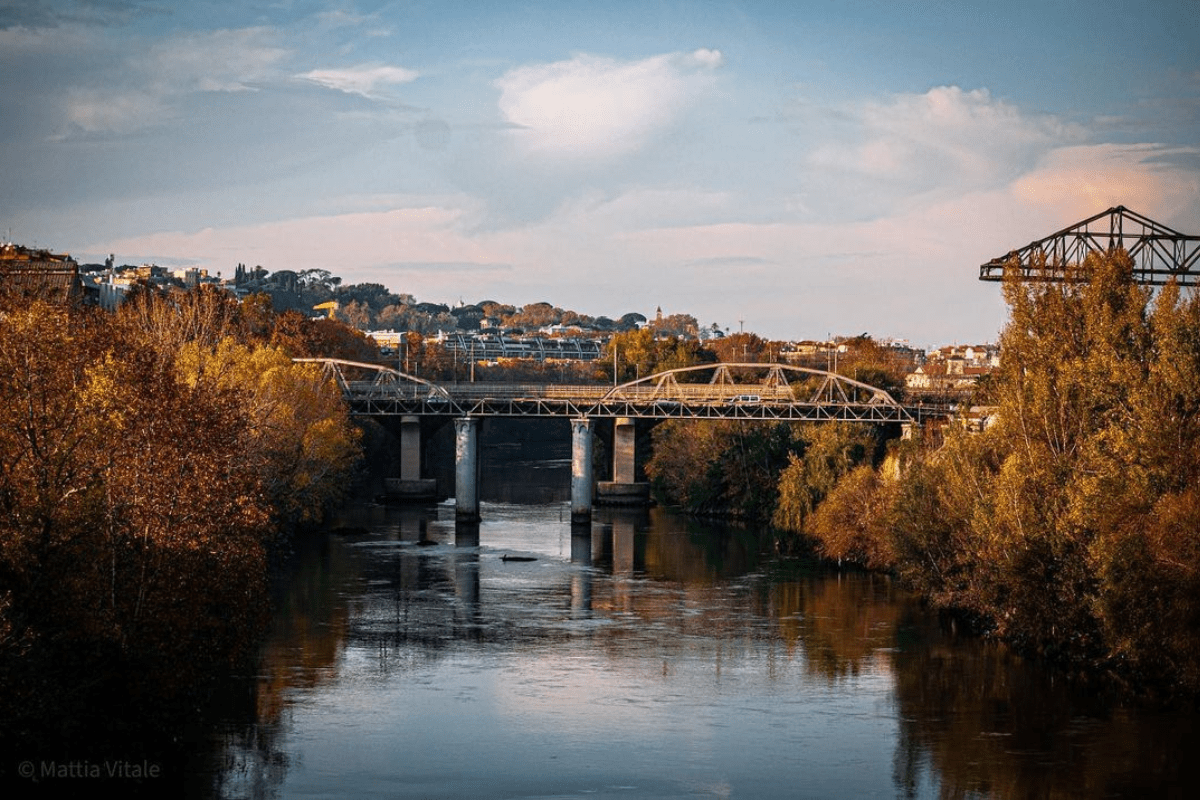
xmin=297 ymin=359 xmax=929 ymax=423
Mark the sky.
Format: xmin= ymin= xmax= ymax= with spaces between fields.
xmin=2 ymin=0 xmax=1198 ymax=346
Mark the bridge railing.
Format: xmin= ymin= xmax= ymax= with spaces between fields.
xmin=298 ymin=358 xmax=940 ymax=422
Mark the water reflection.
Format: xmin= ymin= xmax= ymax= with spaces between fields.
xmin=193 ymin=500 xmax=1198 ymax=799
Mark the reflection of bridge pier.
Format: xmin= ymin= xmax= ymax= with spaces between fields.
xmin=592 ymin=507 xmax=649 ymax=576
xmin=451 ymin=521 xmax=481 ymax=635
xmin=570 ymin=520 xmax=592 ymax=615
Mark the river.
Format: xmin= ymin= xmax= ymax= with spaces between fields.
xmin=182 ymin=449 xmax=1196 ymax=799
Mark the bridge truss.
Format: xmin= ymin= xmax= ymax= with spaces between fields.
xmin=978 ymin=206 xmax=1200 ymax=285
xmin=300 ymin=359 xmax=927 ymax=423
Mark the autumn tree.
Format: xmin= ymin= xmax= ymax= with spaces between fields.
xmin=0 ymin=302 xmax=276 ymax=720
xmin=708 ymin=332 xmax=768 ymax=363
xmin=651 ymin=312 xmax=699 ymax=338
xmin=823 ymin=249 xmax=1200 ymax=695
xmin=597 ymin=327 xmax=713 ymax=383
xmin=176 ymin=339 xmax=361 ymax=525
xmin=1 ymin=286 xmax=368 ymax=729
xmin=646 ymin=421 xmax=807 ymax=519
xmin=772 ymin=422 xmax=881 ymax=538
xmin=269 ymin=309 xmax=379 ymax=361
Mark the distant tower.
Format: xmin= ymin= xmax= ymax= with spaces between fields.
xmin=656 ymin=306 xmax=663 ymax=324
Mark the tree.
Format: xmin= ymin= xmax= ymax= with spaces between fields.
xmin=617 ymin=312 xmax=647 ymax=331
xmin=176 ymin=340 xmax=361 ymax=525
xmin=1 ymin=285 xmax=369 ymax=728
xmin=773 ymin=423 xmax=880 ymax=536
xmin=708 ymin=332 xmax=767 ymax=363
xmin=0 ymin=302 xmax=276 ymax=714
xmin=269 ymin=310 xmax=379 ymax=361
xmin=337 ymin=299 xmax=375 ymax=330
xmin=872 ymin=249 xmax=1200 ymax=692
xmin=597 ymin=327 xmax=713 ymax=383
xmin=646 ymin=420 xmax=807 ymax=519
xmin=116 ymin=283 xmax=247 ymax=362
xmin=652 ymin=312 xmax=699 ymax=338
xmin=336 ymin=282 xmax=399 ymax=310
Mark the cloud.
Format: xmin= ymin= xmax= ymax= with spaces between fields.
xmin=299 ymin=63 xmax=419 ymax=98
xmin=495 ymin=49 xmax=723 ymax=161
xmin=1012 ymin=143 xmax=1200 ymax=227
xmin=63 ymin=86 xmax=168 ymax=135
xmin=86 ymin=205 xmax=505 ymax=282
xmin=149 ymin=27 xmax=288 ymax=93
xmin=804 ymin=86 xmax=1079 ymax=211
xmin=48 ymin=26 xmax=290 ymax=138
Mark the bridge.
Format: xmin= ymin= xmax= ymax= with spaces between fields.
xmin=978 ymin=205 xmax=1200 ymax=285
xmin=297 ymin=358 xmax=943 ymax=524
xmin=298 ymin=359 xmax=923 ymax=422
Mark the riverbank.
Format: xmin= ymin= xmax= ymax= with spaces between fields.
xmin=644 ymin=254 xmax=1200 ymax=706
xmin=0 ymin=290 xmax=365 ymax=774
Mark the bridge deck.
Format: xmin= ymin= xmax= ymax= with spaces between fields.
xmin=347 ymin=384 xmax=938 ymax=422
xmin=304 ymin=360 xmax=954 ymax=422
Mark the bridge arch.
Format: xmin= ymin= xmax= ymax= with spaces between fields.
xmin=601 ymin=362 xmax=905 ymax=410
xmin=292 ymin=358 xmax=452 ymax=401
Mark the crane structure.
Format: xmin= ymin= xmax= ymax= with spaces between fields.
xmin=979 ymin=206 xmax=1200 ymax=285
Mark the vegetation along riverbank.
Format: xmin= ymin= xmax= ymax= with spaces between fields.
xmin=0 ymin=287 xmax=364 ymax=746
xmin=646 ymin=250 xmax=1200 ymax=704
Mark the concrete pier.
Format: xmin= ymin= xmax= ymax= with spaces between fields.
xmin=570 ymin=418 xmax=594 ymax=523
xmin=597 ymin=417 xmax=650 ymax=506
xmin=454 ymin=417 xmax=480 ymax=522
xmin=385 ymin=415 xmax=437 ymax=501
xmin=401 ymin=416 xmax=421 ymax=479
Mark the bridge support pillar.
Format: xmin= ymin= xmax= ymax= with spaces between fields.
xmin=386 ymin=415 xmax=437 ymax=501
xmin=597 ymin=417 xmax=651 ymax=506
xmin=455 ymin=417 xmax=481 ymax=522
xmin=401 ymin=416 xmax=421 ymax=480
xmin=571 ymin=418 xmax=594 ymax=523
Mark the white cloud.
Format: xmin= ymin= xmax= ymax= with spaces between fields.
xmin=49 ymin=27 xmax=290 ymax=138
xmin=149 ymin=28 xmax=289 ymax=93
xmin=1012 ymin=143 xmax=1200 ymax=227
xmin=299 ymin=63 xmax=420 ymax=98
xmin=62 ymin=86 xmax=168 ymax=135
xmin=808 ymin=86 xmax=1077 ymax=197
xmin=685 ymin=48 xmax=725 ymax=69
xmin=88 ymin=205 xmax=506 ymax=288
xmin=495 ymin=49 xmax=723 ymax=161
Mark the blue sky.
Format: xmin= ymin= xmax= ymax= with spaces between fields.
xmin=3 ymin=0 xmax=1197 ymax=345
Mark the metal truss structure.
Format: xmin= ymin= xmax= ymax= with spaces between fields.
xmin=299 ymin=359 xmax=935 ymax=423
xmin=979 ymin=206 xmax=1200 ymax=285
